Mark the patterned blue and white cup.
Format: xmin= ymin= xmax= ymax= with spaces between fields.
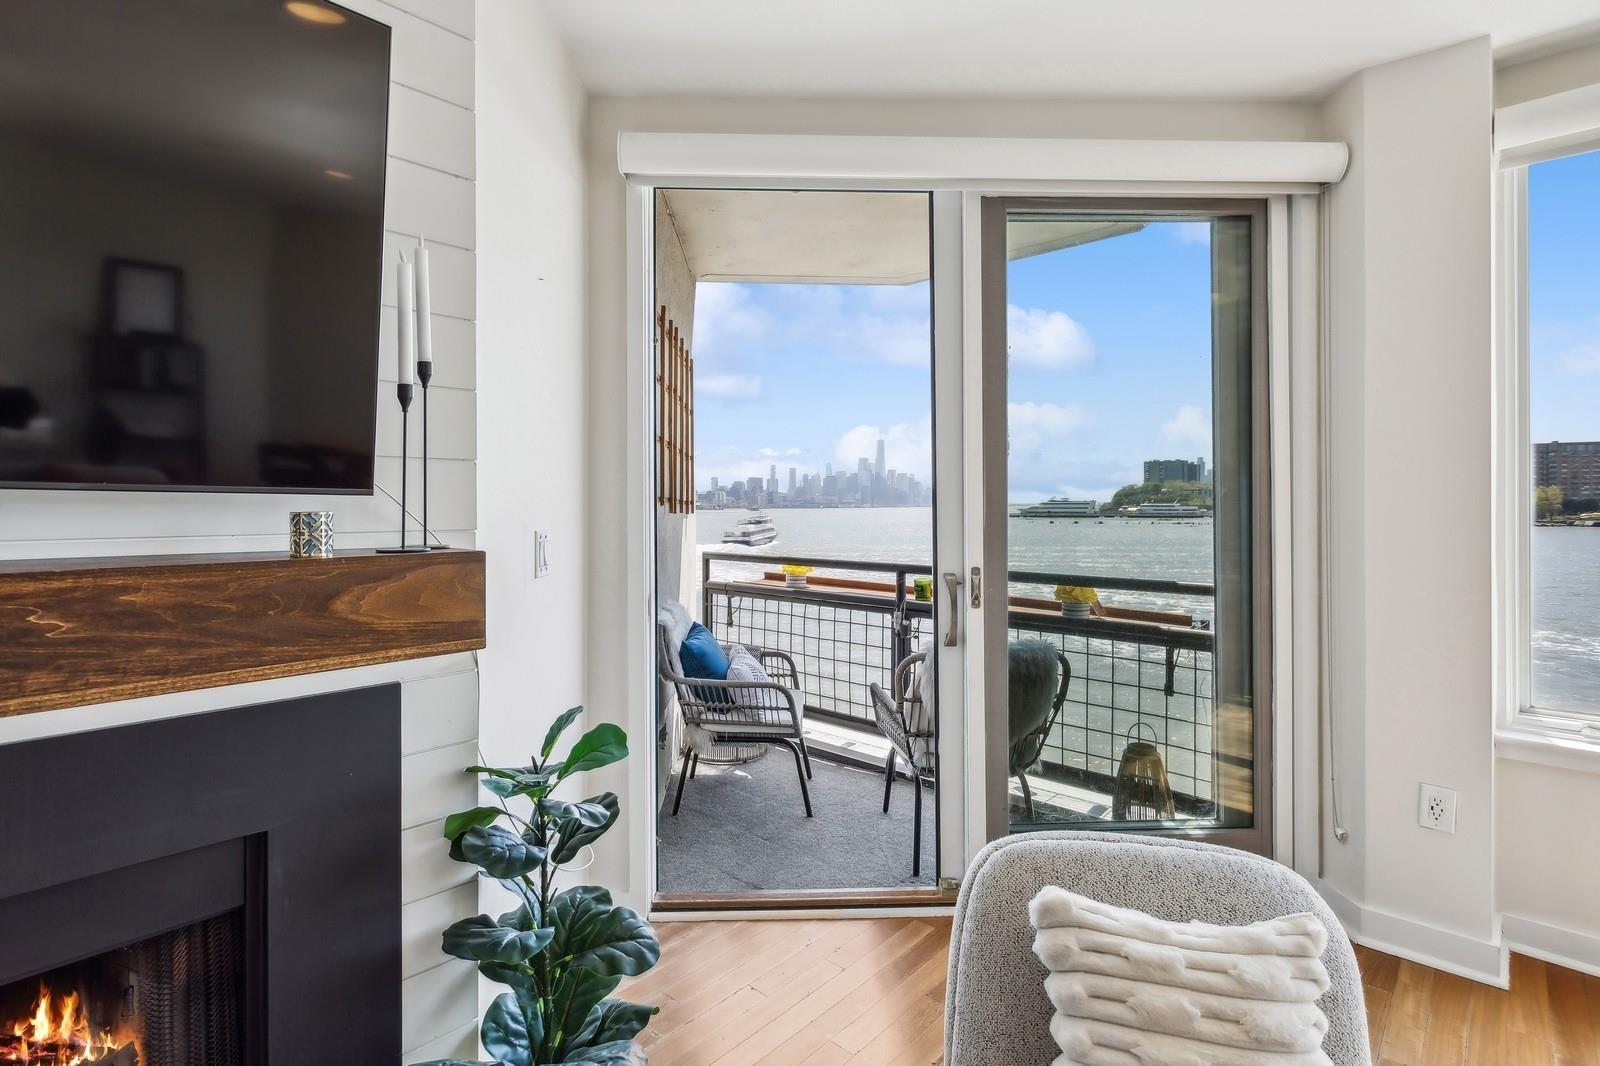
xmin=290 ymin=511 xmax=335 ymax=558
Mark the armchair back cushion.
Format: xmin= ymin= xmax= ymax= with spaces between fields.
xmin=679 ymin=622 xmax=730 ymax=680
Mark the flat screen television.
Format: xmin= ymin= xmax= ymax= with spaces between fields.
xmin=0 ymin=0 xmax=390 ymax=492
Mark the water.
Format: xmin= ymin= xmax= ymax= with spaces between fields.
xmin=697 ymin=509 xmax=1600 ymax=712
xmin=1532 ymin=526 xmax=1600 ymax=714
xmin=697 ymin=506 xmax=1216 ymax=620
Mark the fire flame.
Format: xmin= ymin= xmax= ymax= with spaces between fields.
xmin=2 ymin=985 xmax=125 ymax=1064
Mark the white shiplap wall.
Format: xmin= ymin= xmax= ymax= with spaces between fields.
xmin=0 ymin=0 xmax=482 ymax=1058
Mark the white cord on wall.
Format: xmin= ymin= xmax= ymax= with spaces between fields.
xmin=1318 ymin=185 xmax=1350 ymax=853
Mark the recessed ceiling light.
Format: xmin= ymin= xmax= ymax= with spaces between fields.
xmin=285 ymin=1 xmax=347 ymax=26
xmin=324 ymin=168 xmax=354 ymax=180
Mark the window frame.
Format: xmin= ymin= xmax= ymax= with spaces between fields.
xmin=1494 ymin=138 xmax=1600 ymax=768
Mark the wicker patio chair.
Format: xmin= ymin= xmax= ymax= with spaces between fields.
xmin=656 ymin=624 xmax=815 ymax=817
xmin=1009 ymin=640 xmax=1073 ymax=822
xmin=869 ymin=649 xmax=935 ymax=877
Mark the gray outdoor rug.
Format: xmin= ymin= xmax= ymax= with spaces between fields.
xmin=657 ymin=752 xmax=936 ymax=891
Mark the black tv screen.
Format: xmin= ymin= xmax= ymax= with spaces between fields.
xmin=0 ymin=0 xmax=390 ymax=492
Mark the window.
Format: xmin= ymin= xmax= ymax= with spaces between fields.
xmin=1515 ymin=146 xmax=1600 ymax=727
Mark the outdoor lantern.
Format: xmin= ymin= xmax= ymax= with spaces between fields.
xmin=1112 ymin=722 xmax=1175 ymax=821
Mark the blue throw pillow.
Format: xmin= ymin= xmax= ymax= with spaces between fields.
xmin=679 ymin=623 xmax=730 ymax=706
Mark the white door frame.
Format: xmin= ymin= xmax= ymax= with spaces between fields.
xmin=619 ymin=135 xmax=1337 ymax=909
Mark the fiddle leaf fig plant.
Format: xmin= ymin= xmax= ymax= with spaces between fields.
xmin=418 ymin=709 xmax=658 ymax=1066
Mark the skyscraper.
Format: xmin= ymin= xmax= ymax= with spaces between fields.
xmin=875 ymin=439 xmax=886 ymax=480
xmin=788 ymin=467 xmax=797 ymax=494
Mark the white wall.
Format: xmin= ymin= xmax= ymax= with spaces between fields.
xmin=472 ymin=0 xmax=590 ymax=1044
xmin=581 ymin=93 xmax=1326 ymax=903
xmin=1319 ymin=38 xmax=1502 ymax=982
xmin=0 ymin=0 xmax=483 ymax=1058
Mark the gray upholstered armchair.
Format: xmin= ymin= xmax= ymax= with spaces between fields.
xmin=945 ymin=832 xmax=1371 ymax=1066
xmin=655 ymin=622 xmax=814 ymax=817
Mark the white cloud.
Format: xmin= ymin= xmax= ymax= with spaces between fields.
xmin=1005 ymin=403 xmax=1102 ymax=499
xmin=692 ymin=282 xmax=770 ymax=359
xmin=833 ymin=418 xmax=933 ymax=482
xmin=698 ymin=374 xmax=764 ymax=401
xmin=1171 ymin=221 xmax=1211 ymax=246
xmin=1006 ymin=305 xmax=1094 ymax=369
xmin=1161 ymin=405 xmax=1211 ymax=448
xmin=1008 ymin=401 xmax=1094 ymax=438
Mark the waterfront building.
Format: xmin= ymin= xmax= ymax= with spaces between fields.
xmin=1536 ymin=441 xmax=1600 ymax=501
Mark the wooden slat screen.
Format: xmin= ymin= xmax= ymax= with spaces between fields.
xmin=656 ymin=306 xmax=695 ymax=513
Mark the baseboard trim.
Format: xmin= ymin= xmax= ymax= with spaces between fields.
xmin=1501 ymin=913 xmax=1600 ymax=979
xmin=1316 ymin=883 xmax=1509 ymax=988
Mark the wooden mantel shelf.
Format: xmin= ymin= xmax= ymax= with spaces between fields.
xmin=0 ymin=548 xmax=486 ymax=718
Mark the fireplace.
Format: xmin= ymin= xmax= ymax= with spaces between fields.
xmin=0 ymin=686 xmax=402 ymax=1064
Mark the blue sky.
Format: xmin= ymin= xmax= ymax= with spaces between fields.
xmin=689 ymin=219 xmax=1215 ymax=504
xmin=1529 ymin=149 xmax=1600 ymax=445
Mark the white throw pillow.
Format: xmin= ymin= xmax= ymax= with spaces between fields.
xmin=724 ymin=644 xmax=784 ymax=715
xmin=1030 ymin=886 xmax=1333 ymax=1066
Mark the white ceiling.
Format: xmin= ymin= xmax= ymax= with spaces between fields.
xmin=542 ymin=0 xmax=1600 ymax=101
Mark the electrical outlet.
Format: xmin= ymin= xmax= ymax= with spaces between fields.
xmin=1418 ymin=783 xmax=1457 ymax=834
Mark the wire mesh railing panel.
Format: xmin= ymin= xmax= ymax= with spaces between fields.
xmin=697 ymin=553 xmax=1219 ymax=812
xmin=1009 ymin=624 xmax=1215 ymax=812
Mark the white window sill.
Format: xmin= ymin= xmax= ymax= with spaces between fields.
xmin=1496 ymin=717 xmax=1600 ymax=775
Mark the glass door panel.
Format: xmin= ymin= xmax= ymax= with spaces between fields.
xmin=989 ymin=201 xmax=1267 ymax=847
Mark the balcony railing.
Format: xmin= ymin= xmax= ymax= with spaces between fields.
xmin=700 ymin=551 xmax=1218 ymax=813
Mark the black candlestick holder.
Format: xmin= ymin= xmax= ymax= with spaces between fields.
xmin=376 ymin=382 xmax=429 ymax=554
xmin=418 ymin=359 xmax=449 ymax=550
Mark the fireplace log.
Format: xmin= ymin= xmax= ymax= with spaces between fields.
xmin=0 ymin=1036 xmax=138 ymax=1064
xmin=103 ymin=1044 xmax=139 ymax=1066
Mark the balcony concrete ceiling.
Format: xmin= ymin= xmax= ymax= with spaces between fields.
xmin=662 ymin=189 xmax=1145 ymax=283
xmin=543 ymin=0 xmax=1599 ymax=100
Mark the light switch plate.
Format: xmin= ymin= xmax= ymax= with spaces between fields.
xmin=534 ymin=531 xmax=551 ymax=578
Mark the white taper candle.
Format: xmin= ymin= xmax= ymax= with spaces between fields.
xmin=414 ymin=237 xmax=433 ymax=366
xmin=397 ymin=253 xmax=415 ymax=384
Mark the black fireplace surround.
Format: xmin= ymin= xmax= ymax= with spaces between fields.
xmin=0 ymin=684 xmax=401 ymax=1063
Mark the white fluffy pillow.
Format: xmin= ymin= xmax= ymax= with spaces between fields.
xmin=724 ymin=644 xmax=783 ymax=713
xmin=1030 ymin=886 xmax=1333 ymax=1066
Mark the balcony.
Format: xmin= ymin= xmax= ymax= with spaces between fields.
xmin=657 ymin=551 xmax=1233 ymax=895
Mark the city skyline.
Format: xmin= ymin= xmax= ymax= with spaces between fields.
xmin=699 ymin=437 xmax=928 ymax=509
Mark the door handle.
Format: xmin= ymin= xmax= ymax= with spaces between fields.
xmin=943 ymin=572 xmax=961 ymax=647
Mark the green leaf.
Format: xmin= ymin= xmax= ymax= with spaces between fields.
xmin=442 ymin=913 xmax=554 ymax=964
xmin=494 ymin=877 xmax=543 ymax=927
xmin=542 ymin=706 xmax=585 ymax=760
xmin=443 ymin=806 xmax=504 ymax=839
xmin=552 ymin=793 xmax=620 ymax=864
xmin=556 ymin=723 xmax=628 ymax=780
xmin=454 ymin=825 xmax=547 ymax=878
xmin=408 ymin=1060 xmax=493 ymax=1065
xmin=546 ymin=966 xmax=621 ymax=1059
xmin=548 ymin=886 xmax=661 ymax=977
xmin=482 ymin=992 xmax=536 ymax=1066
xmin=470 ymin=765 xmax=554 ymax=801
xmin=555 ymin=1040 xmax=638 ymax=1064
xmin=538 ymin=797 xmax=611 ymax=828
xmin=570 ymin=998 xmax=656 ymax=1051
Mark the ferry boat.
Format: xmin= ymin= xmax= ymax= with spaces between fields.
xmin=721 ymin=513 xmax=778 ymax=546
xmin=1128 ymin=502 xmax=1209 ymax=518
xmin=1017 ymin=497 xmax=1099 ymax=518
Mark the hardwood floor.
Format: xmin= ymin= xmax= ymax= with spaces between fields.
xmin=624 ymin=917 xmax=1600 ymax=1065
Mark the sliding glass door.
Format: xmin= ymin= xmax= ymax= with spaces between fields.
xmin=978 ymin=199 xmax=1271 ymax=852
